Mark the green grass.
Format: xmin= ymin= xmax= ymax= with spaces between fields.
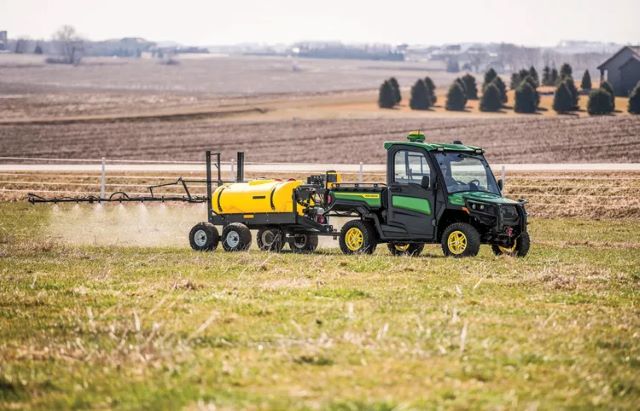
xmin=1 ymin=203 xmax=639 ymax=410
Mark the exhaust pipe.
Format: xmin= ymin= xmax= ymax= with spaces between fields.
xmin=236 ymin=152 xmax=244 ymax=182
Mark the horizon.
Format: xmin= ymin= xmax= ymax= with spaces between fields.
xmin=1 ymin=0 xmax=639 ymax=48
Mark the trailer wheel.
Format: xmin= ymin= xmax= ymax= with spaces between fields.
xmin=491 ymin=232 xmax=530 ymax=257
xmin=189 ymin=222 xmax=219 ymax=251
xmin=339 ymin=220 xmax=377 ymax=255
xmin=222 ymin=223 xmax=252 ymax=252
xmin=257 ymin=227 xmax=285 ymax=252
xmin=387 ymin=242 xmax=424 ymax=256
xmin=288 ymin=233 xmax=319 ymax=253
xmin=441 ymin=222 xmax=480 ymax=258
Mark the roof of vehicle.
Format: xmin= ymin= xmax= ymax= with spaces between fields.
xmin=383 ymin=131 xmax=483 ymax=153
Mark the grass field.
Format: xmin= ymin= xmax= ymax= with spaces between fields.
xmin=1 ymin=202 xmax=639 ymax=410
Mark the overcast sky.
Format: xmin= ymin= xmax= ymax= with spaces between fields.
xmin=1 ymin=0 xmax=639 ymax=46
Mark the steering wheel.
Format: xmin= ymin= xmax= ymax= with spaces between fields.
xmin=468 ymin=179 xmax=481 ymax=190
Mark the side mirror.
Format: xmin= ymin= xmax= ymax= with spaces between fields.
xmin=421 ymin=175 xmax=431 ymax=189
xmin=498 ymin=179 xmax=504 ymax=190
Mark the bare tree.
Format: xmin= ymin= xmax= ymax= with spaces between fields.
xmin=52 ymin=25 xmax=84 ymax=64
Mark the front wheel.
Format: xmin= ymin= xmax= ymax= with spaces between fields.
xmin=387 ymin=242 xmax=424 ymax=256
xmin=492 ymin=232 xmax=530 ymax=257
xmin=189 ymin=222 xmax=219 ymax=251
xmin=441 ymin=222 xmax=480 ymax=258
xmin=339 ymin=220 xmax=377 ymax=255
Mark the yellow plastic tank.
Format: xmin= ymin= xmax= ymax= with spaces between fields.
xmin=212 ymin=179 xmax=303 ymax=215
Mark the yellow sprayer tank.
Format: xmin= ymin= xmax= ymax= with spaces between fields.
xmin=212 ymin=179 xmax=303 ymax=215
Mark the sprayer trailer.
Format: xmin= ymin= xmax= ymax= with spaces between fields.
xmin=28 ymin=131 xmax=530 ymax=257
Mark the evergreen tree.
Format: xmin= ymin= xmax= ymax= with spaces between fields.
xmin=480 ymin=83 xmax=502 ymax=112
xmin=553 ymin=82 xmax=574 ymax=113
xmin=378 ymin=80 xmax=396 ymax=109
xmin=601 ymin=81 xmax=616 ymax=111
xmin=445 ymin=82 xmax=467 ymax=111
xmin=424 ymin=77 xmax=437 ymax=104
xmin=388 ymin=77 xmax=401 ymax=104
xmin=628 ymin=81 xmax=640 ymax=114
xmin=529 ymin=66 xmax=539 ymax=88
xmin=461 ymin=74 xmax=478 ymax=99
xmin=510 ymin=73 xmax=521 ymax=90
xmin=563 ymin=78 xmax=579 ymax=109
xmin=551 ymin=68 xmax=559 ymax=85
xmin=560 ymin=63 xmax=572 ymax=79
xmin=483 ymin=68 xmax=497 ymax=89
xmin=409 ymin=79 xmax=431 ymax=110
xmin=587 ymin=89 xmax=614 ymax=115
xmin=580 ymin=70 xmax=592 ymax=92
xmin=455 ymin=77 xmax=467 ymax=97
xmin=514 ymin=81 xmax=538 ymax=113
xmin=490 ymin=76 xmax=508 ymax=103
xmin=542 ymin=66 xmax=551 ymax=86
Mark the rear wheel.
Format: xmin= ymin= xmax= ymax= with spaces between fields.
xmin=441 ymin=222 xmax=480 ymax=258
xmin=222 ymin=223 xmax=252 ymax=252
xmin=339 ymin=220 xmax=377 ymax=255
xmin=189 ymin=222 xmax=219 ymax=251
xmin=257 ymin=227 xmax=285 ymax=252
xmin=492 ymin=232 xmax=530 ymax=257
xmin=288 ymin=233 xmax=319 ymax=253
xmin=387 ymin=242 xmax=424 ymax=256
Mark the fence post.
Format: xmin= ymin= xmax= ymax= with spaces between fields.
xmin=501 ymin=165 xmax=506 ymax=190
xmin=100 ymin=157 xmax=106 ymax=200
xmin=230 ymin=159 xmax=235 ymax=176
xmin=359 ymin=162 xmax=363 ymax=184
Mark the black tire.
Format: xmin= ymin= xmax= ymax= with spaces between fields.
xmin=257 ymin=227 xmax=285 ymax=252
xmin=288 ymin=233 xmax=319 ymax=253
xmin=387 ymin=242 xmax=424 ymax=256
xmin=441 ymin=222 xmax=481 ymax=258
xmin=491 ymin=231 xmax=530 ymax=257
xmin=189 ymin=222 xmax=219 ymax=251
xmin=339 ymin=220 xmax=377 ymax=255
xmin=221 ymin=223 xmax=252 ymax=252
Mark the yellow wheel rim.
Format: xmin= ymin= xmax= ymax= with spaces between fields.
xmin=394 ymin=243 xmax=410 ymax=252
xmin=447 ymin=230 xmax=467 ymax=255
xmin=498 ymin=242 xmax=517 ymax=254
xmin=345 ymin=227 xmax=364 ymax=251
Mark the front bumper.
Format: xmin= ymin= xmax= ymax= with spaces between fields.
xmin=466 ymin=200 xmax=528 ymax=243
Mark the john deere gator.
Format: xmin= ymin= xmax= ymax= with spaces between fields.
xmin=187 ymin=131 xmax=530 ymax=258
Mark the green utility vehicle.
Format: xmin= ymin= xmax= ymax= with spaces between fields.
xmin=328 ymin=131 xmax=530 ymax=257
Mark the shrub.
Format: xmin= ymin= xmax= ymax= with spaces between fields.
xmin=629 ymin=81 xmax=640 ymax=114
xmin=587 ymin=89 xmax=614 ymax=115
xmin=445 ymin=82 xmax=467 ymax=111
xmin=483 ymin=68 xmax=497 ymax=89
xmin=563 ymin=78 xmax=579 ymax=109
xmin=553 ymin=82 xmax=574 ymax=113
xmin=389 ymin=77 xmax=402 ymax=104
xmin=461 ymin=74 xmax=478 ymax=99
xmin=529 ymin=66 xmax=539 ymax=88
xmin=551 ymin=68 xmax=559 ymax=85
xmin=601 ymin=81 xmax=616 ymax=110
xmin=560 ymin=63 xmax=572 ymax=79
xmin=480 ymin=83 xmax=502 ymax=112
xmin=514 ymin=81 xmax=538 ymax=113
xmin=489 ymin=76 xmax=507 ymax=103
xmin=409 ymin=79 xmax=431 ymax=110
xmin=510 ymin=73 xmax=521 ymax=90
xmin=378 ymin=81 xmax=396 ymax=109
xmin=581 ymin=70 xmax=592 ymax=91
xmin=424 ymin=77 xmax=437 ymax=104
xmin=542 ymin=66 xmax=551 ymax=86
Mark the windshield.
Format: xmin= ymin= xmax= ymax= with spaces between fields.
xmin=435 ymin=152 xmax=500 ymax=195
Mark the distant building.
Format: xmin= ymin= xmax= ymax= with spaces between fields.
xmin=0 ymin=31 xmax=7 ymax=51
xmin=597 ymin=46 xmax=640 ymax=96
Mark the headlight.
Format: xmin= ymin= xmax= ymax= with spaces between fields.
xmin=500 ymin=205 xmax=518 ymax=219
xmin=468 ymin=201 xmax=495 ymax=214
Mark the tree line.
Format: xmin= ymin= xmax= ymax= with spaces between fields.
xmin=378 ymin=65 xmax=640 ymax=115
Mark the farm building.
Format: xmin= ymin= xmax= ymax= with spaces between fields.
xmin=597 ymin=46 xmax=640 ymax=96
xmin=0 ymin=31 xmax=7 ymax=51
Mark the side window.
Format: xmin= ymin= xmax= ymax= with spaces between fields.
xmin=394 ymin=150 xmax=430 ymax=184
